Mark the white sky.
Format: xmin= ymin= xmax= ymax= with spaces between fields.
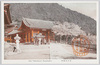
xmin=59 ymin=3 xmax=97 ymax=20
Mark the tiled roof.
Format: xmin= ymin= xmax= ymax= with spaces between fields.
xmin=22 ymin=17 xmax=54 ymax=29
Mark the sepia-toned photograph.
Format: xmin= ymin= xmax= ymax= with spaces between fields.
xmin=1 ymin=1 xmax=99 ymax=64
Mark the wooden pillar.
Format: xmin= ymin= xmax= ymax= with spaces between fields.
xmin=25 ymin=33 xmax=27 ymax=42
xmin=10 ymin=36 xmax=11 ymax=43
xmin=28 ymin=32 xmax=30 ymax=42
xmin=48 ymin=31 xmax=49 ymax=42
xmin=53 ymin=33 xmax=55 ymax=41
xmin=4 ymin=10 xmax=10 ymax=24
xmin=38 ymin=30 xmax=39 ymax=34
xmin=32 ymin=30 xmax=34 ymax=42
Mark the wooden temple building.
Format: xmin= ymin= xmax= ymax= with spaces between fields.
xmin=4 ymin=4 xmax=55 ymax=44
xmin=4 ymin=4 xmax=12 ymax=25
xmin=6 ymin=18 xmax=55 ymax=44
xmin=4 ymin=4 xmax=17 ymax=42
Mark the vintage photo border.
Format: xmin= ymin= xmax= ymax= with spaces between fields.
xmin=1 ymin=1 xmax=99 ymax=64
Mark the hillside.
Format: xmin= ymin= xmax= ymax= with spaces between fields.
xmin=9 ymin=3 xmax=96 ymax=35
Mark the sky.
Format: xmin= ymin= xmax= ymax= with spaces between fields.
xmin=59 ymin=3 xmax=97 ymax=20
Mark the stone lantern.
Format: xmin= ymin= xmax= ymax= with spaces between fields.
xmin=32 ymin=33 xmax=45 ymax=45
xmin=37 ymin=33 xmax=45 ymax=45
xmin=14 ymin=34 xmax=21 ymax=52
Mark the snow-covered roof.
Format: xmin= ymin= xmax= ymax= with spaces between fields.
xmin=22 ymin=17 xmax=54 ymax=29
xmin=8 ymin=30 xmax=21 ymax=35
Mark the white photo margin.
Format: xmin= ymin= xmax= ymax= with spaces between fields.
xmin=1 ymin=1 xmax=99 ymax=64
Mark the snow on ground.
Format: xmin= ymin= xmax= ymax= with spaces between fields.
xmin=50 ymin=43 xmax=96 ymax=59
xmin=5 ymin=44 xmax=50 ymax=60
xmin=4 ymin=42 xmax=97 ymax=60
xmin=50 ymin=43 xmax=74 ymax=59
xmin=4 ymin=42 xmax=18 ymax=59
